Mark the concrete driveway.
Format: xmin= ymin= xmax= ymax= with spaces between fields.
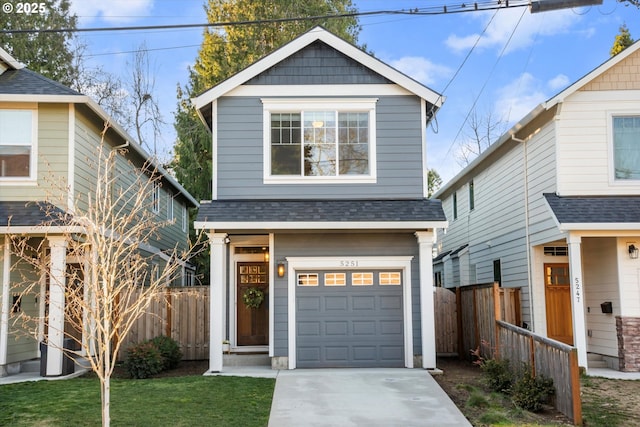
xmin=268 ymin=368 xmax=471 ymax=427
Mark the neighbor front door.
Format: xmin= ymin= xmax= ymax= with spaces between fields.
xmin=237 ymin=262 xmax=268 ymax=346
xmin=544 ymin=263 xmax=573 ymax=345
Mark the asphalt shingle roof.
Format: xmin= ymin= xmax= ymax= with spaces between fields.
xmin=544 ymin=193 xmax=640 ymax=224
xmin=0 ymin=68 xmax=81 ymax=96
xmin=196 ymin=199 xmax=447 ymax=223
xmin=0 ymin=201 xmax=69 ymax=227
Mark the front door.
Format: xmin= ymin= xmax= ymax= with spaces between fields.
xmin=544 ymin=263 xmax=573 ymax=345
xmin=237 ymin=262 xmax=268 ymax=346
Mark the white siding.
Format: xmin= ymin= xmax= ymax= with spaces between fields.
xmin=617 ymin=236 xmax=640 ymax=317
xmin=557 ymin=90 xmax=640 ymax=195
xmin=583 ymin=238 xmax=619 ymax=357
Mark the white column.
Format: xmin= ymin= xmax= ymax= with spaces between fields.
xmin=1 ymin=238 xmax=11 ymax=367
xmin=47 ymin=236 xmax=67 ymax=376
xmin=208 ymin=232 xmax=227 ymax=373
xmin=416 ymin=231 xmax=436 ymax=369
xmin=567 ymin=234 xmax=588 ymax=368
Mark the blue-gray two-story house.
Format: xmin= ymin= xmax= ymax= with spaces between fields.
xmin=193 ymin=27 xmax=447 ymax=372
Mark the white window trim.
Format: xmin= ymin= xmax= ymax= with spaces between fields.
xmin=608 ymin=111 xmax=640 ymax=186
xmin=167 ymin=190 xmax=174 ymax=222
xmin=285 ymin=256 xmax=414 ymax=369
xmin=0 ymin=107 xmax=38 ymax=183
xmin=152 ymin=182 xmax=161 ymax=214
xmin=182 ymin=204 xmax=187 ymax=233
xmin=262 ymin=98 xmax=378 ymax=184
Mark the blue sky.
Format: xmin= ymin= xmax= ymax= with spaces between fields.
xmin=68 ymin=0 xmax=639 ymax=182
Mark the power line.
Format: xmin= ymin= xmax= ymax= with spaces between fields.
xmin=1 ymin=2 xmax=532 ymax=34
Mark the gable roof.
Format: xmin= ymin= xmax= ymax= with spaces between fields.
xmin=193 ymin=26 xmax=443 ymax=114
xmin=0 ymin=47 xmax=198 ymax=208
xmin=434 ymin=40 xmax=640 ymax=199
xmin=544 ymin=193 xmax=640 ymax=230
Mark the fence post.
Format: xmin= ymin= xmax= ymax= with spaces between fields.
xmin=493 ymin=283 xmax=501 ymax=359
xmin=456 ymin=287 xmax=463 ymax=359
xmin=529 ymin=335 xmax=536 ymax=376
xmin=165 ymin=287 xmax=172 ymax=337
xmin=569 ymin=349 xmax=583 ymax=425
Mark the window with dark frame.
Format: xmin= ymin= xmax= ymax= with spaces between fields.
xmin=469 ymin=180 xmax=475 ymax=210
xmin=493 ymin=259 xmax=502 ymax=287
xmin=453 ymin=192 xmax=458 ymax=220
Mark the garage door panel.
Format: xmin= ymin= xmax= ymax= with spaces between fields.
xmin=298 ymin=296 xmax=321 ymax=311
xmin=296 ymin=269 xmax=404 ymax=368
xmin=325 ymin=321 xmax=348 ymax=336
xmin=325 ymin=296 xmax=348 ymax=311
xmin=380 ymin=295 xmax=402 ymax=310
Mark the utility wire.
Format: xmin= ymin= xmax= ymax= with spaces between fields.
xmin=1 ymin=2 xmax=532 ymax=34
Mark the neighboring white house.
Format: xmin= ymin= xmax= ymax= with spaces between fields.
xmin=192 ymin=27 xmax=448 ymax=372
xmin=433 ymin=41 xmax=640 ymax=372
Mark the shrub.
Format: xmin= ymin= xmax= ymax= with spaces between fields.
xmin=151 ymin=335 xmax=182 ymax=370
xmin=124 ymin=341 xmax=163 ymax=379
xmin=480 ymin=358 xmax=514 ymax=393
xmin=511 ymin=365 xmax=555 ymax=412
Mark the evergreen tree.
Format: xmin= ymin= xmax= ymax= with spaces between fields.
xmin=611 ymin=23 xmax=634 ymax=56
xmin=0 ymin=0 xmax=78 ymax=86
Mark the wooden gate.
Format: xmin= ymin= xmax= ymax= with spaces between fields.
xmin=435 ymin=287 xmax=458 ymax=355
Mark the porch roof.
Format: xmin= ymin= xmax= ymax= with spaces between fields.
xmin=195 ymin=198 xmax=447 ymax=231
xmin=544 ymin=193 xmax=640 ymax=230
xmin=0 ymin=201 xmax=69 ymax=227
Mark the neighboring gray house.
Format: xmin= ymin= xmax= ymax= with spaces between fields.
xmin=0 ymin=47 xmax=198 ymax=377
xmin=193 ymin=27 xmax=447 ymax=371
xmin=433 ymin=41 xmax=640 ymax=372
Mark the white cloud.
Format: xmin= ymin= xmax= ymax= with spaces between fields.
xmin=548 ymin=74 xmax=570 ymax=92
xmin=494 ymin=72 xmax=548 ymax=123
xmin=445 ymin=8 xmax=583 ymax=55
xmin=388 ymin=56 xmax=451 ymax=86
xmin=70 ymin=0 xmax=154 ymax=24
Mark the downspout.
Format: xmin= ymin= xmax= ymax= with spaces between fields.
xmin=512 ymin=134 xmax=533 ymax=329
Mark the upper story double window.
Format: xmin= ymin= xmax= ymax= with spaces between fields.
xmin=613 ymin=115 xmax=640 ymax=181
xmin=263 ymin=99 xmax=377 ymax=184
xmin=0 ymin=109 xmax=37 ymax=180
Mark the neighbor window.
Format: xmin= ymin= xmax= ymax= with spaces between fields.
xmin=0 ymin=109 xmax=36 ymax=179
xmin=613 ymin=116 xmax=640 ymax=180
xmin=469 ymin=180 xmax=475 ymax=210
xmin=452 ymin=192 xmax=458 ymax=220
xmin=152 ymin=182 xmax=160 ymax=213
xmin=264 ymin=99 xmax=377 ymax=182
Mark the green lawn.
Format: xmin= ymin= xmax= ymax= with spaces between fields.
xmin=0 ymin=376 xmax=275 ymax=427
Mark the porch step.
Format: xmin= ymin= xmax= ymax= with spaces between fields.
xmin=587 ymin=353 xmax=608 ymax=369
xmin=223 ymin=354 xmax=270 ymax=367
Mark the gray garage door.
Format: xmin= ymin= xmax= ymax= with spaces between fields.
xmin=296 ymin=270 xmax=404 ymax=368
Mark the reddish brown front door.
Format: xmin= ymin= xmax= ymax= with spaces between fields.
xmin=237 ymin=262 xmax=268 ymax=346
xmin=544 ymin=263 xmax=573 ymax=345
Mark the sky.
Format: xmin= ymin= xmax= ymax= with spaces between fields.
xmin=66 ymin=0 xmax=640 ymax=183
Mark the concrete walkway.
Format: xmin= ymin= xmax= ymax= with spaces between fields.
xmin=267 ymin=368 xmax=472 ymax=427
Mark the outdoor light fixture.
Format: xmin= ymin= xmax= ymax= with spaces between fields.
xmin=629 ymin=244 xmax=639 ymax=259
xmin=277 ymin=263 xmax=285 ymax=277
xmin=263 ymin=247 xmax=270 ymax=262
xmin=530 ymin=0 xmax=602 ymax=13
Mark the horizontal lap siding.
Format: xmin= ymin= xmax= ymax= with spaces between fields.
xmin=272 ymin=233 xmax=420 ymax=357
xmin=216 ymin=96 xmax=425 ymax=199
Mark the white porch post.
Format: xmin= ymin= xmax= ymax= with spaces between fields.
xmin=416 ymin=231 xmax=436 ymax=369
xmin=567 ymin=234 xmax=588 ymax=368
xmin=208 ymin=232 xmax=227 ymax=373
xmin=1 ymin=238 xmax=11 ymax=369
xmin=47 ymin=236 xmax=67 ymax=376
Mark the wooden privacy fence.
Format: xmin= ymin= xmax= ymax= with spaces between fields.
xmin=456 ymin=282 xmax=521 ymax=360
xmin=496 ymin=320 xmax=582 ymax=426
xmin=120 ymin=286 xmax=209 ymax=360
xmin=435 ymin=287 xmax=458 ymax=355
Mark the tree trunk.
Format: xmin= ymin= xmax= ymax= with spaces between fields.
xmin=102 ymin=376 xmax=110 ymax=427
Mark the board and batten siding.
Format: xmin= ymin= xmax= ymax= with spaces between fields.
xmin=0 ymin=103 xmax=69 ymax=204
xmin=215 ymin=95 xmax=425 ymax=199
xmin=271 ymin=232 xmax=421 ymax=358
xmin=556 ymin=90 xmax=640 ymax=195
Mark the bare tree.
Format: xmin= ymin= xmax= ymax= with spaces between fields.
xmin=127 ymin=42 xmax=165 ymax=157
xmin=9 ymin=126 xmax=200 ymax=426
xmin=457 ymin=107 xmax=507 ymax=166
